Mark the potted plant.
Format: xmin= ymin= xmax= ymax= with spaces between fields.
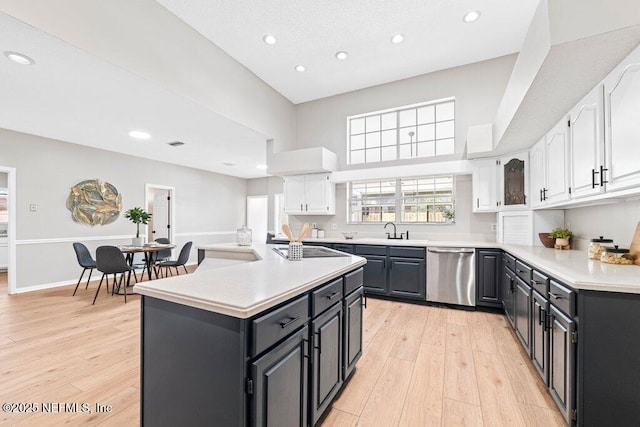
xmin=125 ymin=207 xmax=151 ymax=246
xmin=442 ymin=208 xmax=455 ymax=223
xmin=550 ymin=227 xmax=573 ymax=249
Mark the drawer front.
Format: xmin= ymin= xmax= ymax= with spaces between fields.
xmin=515 ymin=260 xmax=532 ymax=283
xmin=549 ymin=280 xmax=576 ymax=317
xmin=504 ymin=253 xmax=516 ymax=272
xmin=389 ymin=247 xmax=425 ymax=259
xmin=531 ymin=270 xmax=549 ymax=296
xmin=333 ymin=244 xmax=354 ymax=254
xmin=344 ymin=268 xmax=364 ymax=296
xmin=355 ymin=245 xmax=387 ymax=256
xmin=312 ymin=278 xmax=344 ymax=317
xmin=252 ymin=295 xmax=310 ymax=357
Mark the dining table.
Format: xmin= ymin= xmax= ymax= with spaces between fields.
xmin=118 ymin=243 xmax=176 ymax=282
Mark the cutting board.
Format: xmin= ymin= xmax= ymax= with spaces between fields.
xmin=629 ymin=221 xmax=640 ymax=266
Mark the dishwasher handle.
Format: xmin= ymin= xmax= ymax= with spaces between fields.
xmin=427 ymin=248 xmax=475 ymax=254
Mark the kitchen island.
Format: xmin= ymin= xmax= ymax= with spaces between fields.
xmin=134 ymin=244 xmax=366 ymax=427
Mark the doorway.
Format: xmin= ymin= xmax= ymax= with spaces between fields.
xmin=247 ymin=196 xmax=268 ymax=244
xmin=145 ymin=184 xmax=175 ymax=244
xmin=0 ymin=166 xmax=16 ymax=294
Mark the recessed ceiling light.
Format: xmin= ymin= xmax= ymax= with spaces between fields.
xmin=4 ymin=51 xmax=35 ymax=65
xmin=128 ymin=130 xmax=151 ymax=140
xmin=168 ymin=141 xmax=185 ymax=147
xmin=335 ymin=51 xmax=348 ymax=60
xmin=256 ymin=164 xmax=268 ymax=170
xmin=390 ymin=34 xmax=404 ymax=44
xmin=463 ymin=10 xmax=481 ymax=23
xmin=295 ymin=65 xmax=306 ymax=72
xmin=263 ymin=34 xmax=277 ymax=45
xmin=222 ymin=162 xmax=237 ymax=167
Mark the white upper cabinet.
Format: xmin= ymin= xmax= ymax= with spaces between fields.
xmin=471 ymin=158 xmax=498 ymax=213
xmin=569 ymin=85 xmax=605 ymax=199
xmin=544 ymin=117 xmax=571 ymax=204
xmin=283 ymin=173 xmax=336 ymax=215
xmin=529 ymin=139 xmax=546 ymax=208
xmin=499 ymin=151 xmax=529 ymax=210
xmin=604 ymin=46 xmax=640 ymax=192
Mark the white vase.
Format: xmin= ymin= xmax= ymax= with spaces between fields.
xmin=132 ymin=237 xmax=144 ymax=247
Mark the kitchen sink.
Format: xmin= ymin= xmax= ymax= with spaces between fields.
xmin=273 ymin=246 xmax=350 ymax=259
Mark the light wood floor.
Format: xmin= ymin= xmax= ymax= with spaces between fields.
xmin=0 ymin=272 xmax=564 ymax=426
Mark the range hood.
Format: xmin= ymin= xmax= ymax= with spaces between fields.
xmin=267 ymin=147 xmax=337 ymax=176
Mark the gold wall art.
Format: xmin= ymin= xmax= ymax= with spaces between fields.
xmin=66 ymin=179 xmax=122 ymax=226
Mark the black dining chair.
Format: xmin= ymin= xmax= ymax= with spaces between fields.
xmin=158 ymin=241 xmax=192 ymax=277
xmin=94 ymin=246 xmax=135 ymax=305
xmin=72 ymin=243 xmax=97 ymax=296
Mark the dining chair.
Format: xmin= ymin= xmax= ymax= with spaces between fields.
xmin=151 ymin=238 xmax=172 ymax=278
xmin=158 ymin=241 xmax=192 ymax=277
xmin=94 ymin=246 xmax=135 ymax=305
xmin=72 ymin=242 xmax=97 ymax=296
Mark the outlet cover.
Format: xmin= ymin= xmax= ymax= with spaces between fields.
xmin=491 ymin=223 xmax=497 ymax=232
xmin=29 ymin=203 xmax=38 ymax=212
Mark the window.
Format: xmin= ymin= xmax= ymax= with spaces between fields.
xmin=348 ymin=99 xmax=455 ymax=165
xmin=349 ymin=176 xmax=454 ymax=223
xmin=0 ymin=194 xmax=7 ymax=223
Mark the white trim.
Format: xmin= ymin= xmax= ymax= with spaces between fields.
xmin=347 ymin=96 xmax=456 ymax=120
xmin=331 ymin=160 xmax=471 ymax=183
xmin=145 ymin=183 xmax=175 ymax=244
xmin=16 ymin=235 xmax=134 ymax=245
xmin=0 ymin=166 xmax=16 ymax=294
xmin=174 ymin=231 xmax=236 ymax=237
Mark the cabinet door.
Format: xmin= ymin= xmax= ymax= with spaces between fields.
xmin=570 ymin=85 xmax=605 ymax=199
xmin=283 ymin=176 xmax=306 ymax=214
xmin=250 ymin=327 xmax=308 ymax=427
xmin=544 ymin=118 xmax=571 ymax=204
xmin=311 ymin=303 xmax=343 ymax=425
xmin=388 ymin=257 xmax=426 ymax=300
xmin=529 ymin=139 xmax=546 ymax=208
xmin=604 ymin=46 xmax=640 ymax=192
xmin=343 ymin=288 xmax=363 ymax=380
xmin=362 ymin=255 xmax=387 ymax=295
xmin=305 ymin=174 xmax=328 ymax=213
xmin=502 ymin=267 xmax=515 ymax=328
xmin=476 ymin=250 xmax=502 ymax=308
xmin=531 ymin=291 xmax=549 ymax=385
xmin=472 ymin=158 xmax=498 ymax=212
xmin=549 ymin=305 xmax=576 ymax=425
xmin=499 ymin=151 xmax=529 ymax=209
xmin=514 ymin=277 xmax=531 ymax=354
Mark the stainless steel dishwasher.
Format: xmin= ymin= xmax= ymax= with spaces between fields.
xmin=426 ymin=247 xmax=476 ymax=306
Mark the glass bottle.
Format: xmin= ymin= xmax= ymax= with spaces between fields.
xmin=236 ymin=225 xmax=252 ymax=246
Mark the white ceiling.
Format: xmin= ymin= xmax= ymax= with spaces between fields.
xmin=156 ymin=0 xmax=539 ymax=104
xmin=0 ymin=12 xmax=269 ymax=179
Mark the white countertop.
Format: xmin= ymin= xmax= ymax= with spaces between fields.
xmin=133 ymin=244 xmax=366 ymax=319
xmin=273 ymin=236 xmax=498 ymax=248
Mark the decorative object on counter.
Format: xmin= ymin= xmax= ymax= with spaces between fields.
xmin=538 ymin=232 xmax=556 ymax=248
xmin=317 ymin=229 xmax=326 ymax=238
xmin=236 ymin=225 xmax=252 ymax=246
xmin=550 ymin=227 xmax=573 ymax=250
xmin=66 ymin=179 xmax=122 ymax=226
xmin=442 ymin=208 xmax=455 ymax=223
xmin=311 ymin=225 xmax=318 ymax=238
xmin=629 ymin=221 xmax=640 ymax=266
xmin=288 ymin=241 xmax=303 ymax=261
xmin=600 ymin=245 xmax=635 ymax=265
xmin=124 ymin=207 xmax=151 ymax=246
xmin=281 ymin=224 xmax=295 ymax=241
xmin=297 ymin=223 xmax=311 ymax=241
xmin=588 ymin=236 xmax=614 ymax=260
xmin=342 ymin=231 xmax=357 ymax=240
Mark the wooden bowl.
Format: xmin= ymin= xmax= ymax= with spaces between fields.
xmin=538 ymin=232 xmax=555 ymax=248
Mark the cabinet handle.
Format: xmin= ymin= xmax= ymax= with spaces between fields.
xmin=382 ymin=260 xmax=386 ymax=269
xmin=538 ymin=306 xmax=545 ymax=325
xmin=326 ymin=291 xmax=340 ymax=300
xmin=592 ymin=168 xmax=599 ymax=188
xmin=539 ymin=189 xmax=543 ymax=202
xmin=302 ymin=338 xmax=310 ymax=359
xmin=362 ymin=295 xmax=367 ymax=308
xmin=549 ymin=292 xmax=563 ymax=300
xmin=600 ymin=165 xmax=608 ymax=186
xmin=477 ymin=198 xmax=479 ymax=209
xmin=509 ymin=278 xmax=514 ymax=292
xmin=300 ymin=203 xmax=303 ymax=211
xmin=316 ymin=331 xmax=322 ymax=354
xmin=545 ymin=313 xmax=552 ymax=330
xmin=279 ymin=316 xmax=300 ymax=329
xmin=542 ymin=188 xmax=547 ymax=201
xmin=305 ymin=203 xmax=308 ymax=211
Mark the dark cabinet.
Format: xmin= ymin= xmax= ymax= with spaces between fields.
xmin=549 ymin=304 xmax=576 ymax=425
xmin=388 ymin=257 xmax=426 ymax=300
xmin=343 ymin=287 xmax=363 ymax=380
xmin=476 ymin=249 xmax=502 ymax=308
xmin=514 ymin=276 xmax=532 ymax=354
xmin=251 ymin=327 xmax=309 ymax=427
xmin=333 ymin=244 xmax=354 ymax=254
xmin=361 ymin=255 xmax=387 ymax=295
xmin=502 ymin=266 xmax=516 ymax=327
xmin=531 ymin=290 xmax=550 ymax=384
xmin=310 ymin=303 xmax=343 ymax=425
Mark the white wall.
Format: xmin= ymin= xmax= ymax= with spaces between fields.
xmin=0 ymin=128 xmax=247 ymax=290
xmin=565 ymin=201 xmax=640 ymax=249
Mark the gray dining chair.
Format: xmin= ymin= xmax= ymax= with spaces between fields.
xmin=158 ymin=241 xmax=192 ymax=277
xmin=94 ymin=246 xmax=135 ymax=305
xmin=72 ymin=242 xmax=97 ymax=296
xmin=151 ymin=238 xmax=172 ymax=278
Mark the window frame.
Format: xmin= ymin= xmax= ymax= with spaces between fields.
xmin=347 ymin=175 xmax=456 ymax=225
xmin=346 ymin=97 xmax=455 ymax=166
